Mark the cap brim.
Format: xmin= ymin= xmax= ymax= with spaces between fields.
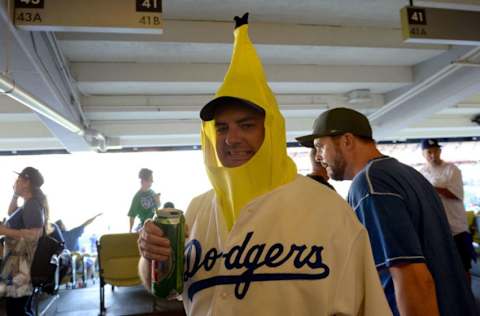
xmin=200 ymin=96 xmax=264 ymax=121
xmin=422 ymin=144 xmax=441 ymax=150
xmin=200 ymin=98 xmax=223 ymax=121
xmin=295 ymin=134 xmax=316 ymax=148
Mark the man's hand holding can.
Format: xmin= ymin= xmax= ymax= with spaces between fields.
xmin=138 ymin=220 xmax=171 ymax=262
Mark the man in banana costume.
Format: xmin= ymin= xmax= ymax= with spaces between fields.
xmin=139 ymin=13 xmax=391 ymax=316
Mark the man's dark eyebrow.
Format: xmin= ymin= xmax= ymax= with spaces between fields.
xmin=214 ymin=121 xmax=227 ymax=127
xmin=214 ymin=115 xmax=260 ymax=126
xmin=236 ymin=116 xmax=259 ymax=124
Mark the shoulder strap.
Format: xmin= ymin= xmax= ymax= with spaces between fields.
xmin=42 ymin=206 xmax=47 ymax=237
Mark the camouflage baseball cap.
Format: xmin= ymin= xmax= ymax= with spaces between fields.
xmin=296 ymin=107 xmax=373 ymax=148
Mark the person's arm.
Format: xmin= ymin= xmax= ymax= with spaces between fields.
xmin=137 ymin=220 xmax=171 ymax=292
xmin=128 ymin=193 xmax=139 ymax=232
xmin=129 ymin=217 xmax=135 ymax=232
xmin=389 ymin=263 xmax=440 ymax=316
xmin=81 ymin=212 xmax=102 ymax=228
xmin=0 ymin=224 xmax=42 ymax=240
xmin=8 ymin=194 xmax=19 ymax=215
xmin=435 ymin=165 xmax=464 ymax=201
xmin=8 ymin=198 xmax=45 ymax=240
xmin=8 ymin=181 xmax=21 ymax=215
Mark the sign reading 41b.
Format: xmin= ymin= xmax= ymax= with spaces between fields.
xmin=136 ymin=0 xmax=162 ymax=13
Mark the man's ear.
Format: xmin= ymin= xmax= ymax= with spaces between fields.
xmin=342 ymin=133 xmax=356 ymax=149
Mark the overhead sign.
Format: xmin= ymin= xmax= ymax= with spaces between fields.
xmin=13 ymin=0 xmax=163 ymax=34
xmin=400 ymin=6 xmax=480 ymax=45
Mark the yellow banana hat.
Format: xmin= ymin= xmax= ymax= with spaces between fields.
xmin=200 ymin=13 xmax=297 ymax=231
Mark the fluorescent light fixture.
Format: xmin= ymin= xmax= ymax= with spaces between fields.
xmin=0 ymin=75 xmax=85 ymax=136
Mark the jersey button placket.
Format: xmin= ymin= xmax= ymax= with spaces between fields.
xmin=213 ymin=252 xmax=231 ymax=315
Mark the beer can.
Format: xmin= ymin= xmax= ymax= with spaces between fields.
xmin=151 ymin=208 xmax=185 ymax=298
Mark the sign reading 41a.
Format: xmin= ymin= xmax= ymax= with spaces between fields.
xmin=136 ymin=0 xmax=162 ymax=13
xmin=15 ymin=0 xmax=44 ymax=9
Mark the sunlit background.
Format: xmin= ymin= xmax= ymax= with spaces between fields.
xmin=1 ymin=141 xmax=479 ymax=253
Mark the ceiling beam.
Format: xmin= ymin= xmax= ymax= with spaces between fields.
xmin=371 ymin=67 xmax=480 ymax=139
xmin=56 ymin=19 xmax=448 ymax=50
xmin=384 ymin=46 xmax=477 ymax=103
xmin=90 ymin=118 xmax=317 ymax=147
xmin=81 ymin=94 xmax=383 ymax=121
xmin=72 ymin=63 xmax=412 ymax=95
xmin=415 ymin=0 xmax=480 ymax=11
xmin=57 ymin=20 xmax=446 ymax=67
xmin=369 ymin=45 xmax=480 ymax=139
xmin=0 ymin=138 xmax=63 ymax=151
xmin=82 ymin=94 xmax=385 ymax=108
xmin=0 ymin=120 xmax=62 ymax=151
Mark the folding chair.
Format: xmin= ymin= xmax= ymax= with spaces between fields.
xmin=97 ymin=233 xmax=142 ymax=315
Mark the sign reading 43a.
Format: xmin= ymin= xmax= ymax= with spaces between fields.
xmin=15 ymin=0 xmax=44 ymax=9
xmin=136 ymin=0 xmax=162 ymax=13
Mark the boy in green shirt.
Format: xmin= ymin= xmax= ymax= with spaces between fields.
xmin=128 ymin=168 xmax=160 ymax=232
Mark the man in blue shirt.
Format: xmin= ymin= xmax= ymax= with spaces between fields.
xmin=296 ymin=108 xmax=477 ymax=316
xmin=55 ymin=213 xmax=102 ymax=252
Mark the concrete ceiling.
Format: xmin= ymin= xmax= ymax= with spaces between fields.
xmin=1 ymin=0 xmax=480 ymax=152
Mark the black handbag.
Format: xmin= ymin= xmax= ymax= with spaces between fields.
xmin=30 ymin=225 xmax=64 ymax=294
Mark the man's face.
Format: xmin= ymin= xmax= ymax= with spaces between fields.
xmin=423 ymin=147 xmax=441 ymax=165
xmin=141 ymin=176 xmax=153 ymax=190
xmin=314 ymin=136 xmax=347 ymax=181
xmin=214 ymin=105 xmax=265 ymax=168
xmin=14 ymin=176 xmax=29 ymax=195
xmin=310 ymin=148 xmax=329 ymax=180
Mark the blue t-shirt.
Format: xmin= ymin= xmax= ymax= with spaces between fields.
xmin=6 ymin=198 xmax=44 ymax=229
xmin=348 ymin=156 xmax=477 ymax=316
xmin=62 ymin=225 xmax=85 ymax=252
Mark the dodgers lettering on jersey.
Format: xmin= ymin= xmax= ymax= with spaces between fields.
xmin=184 ymin=231 xmax=330 ymax=300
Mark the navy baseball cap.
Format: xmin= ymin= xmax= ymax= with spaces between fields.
xmin=200 ymin=96 xmax=265 ymax=121
xmin=421 ymin=139 xmax=441 ymax=150
xmin=296 ymin=108 xmax=373 ymax=148
xmin=15 ymin=167 xmax=44 ymax=188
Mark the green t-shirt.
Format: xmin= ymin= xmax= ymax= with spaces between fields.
xmin=128 ymin=189 xmax=157 ymax=225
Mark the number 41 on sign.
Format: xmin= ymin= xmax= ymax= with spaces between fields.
xmin=136 ymin=0 xmax=162 ymax=13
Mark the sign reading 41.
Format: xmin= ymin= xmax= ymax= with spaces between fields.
xmin=136 ymin=0 xmax=162 ymax=13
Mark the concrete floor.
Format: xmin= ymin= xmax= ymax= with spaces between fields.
xmin=46 ymin=276 xmax=480 ymax=315
xmin=0 ymin=274 xmax=479 ymax=315
xmin=0 ymin=284 xmax=184 ymax=316
xmin=51 ymin=285 xmax=184 ymax=316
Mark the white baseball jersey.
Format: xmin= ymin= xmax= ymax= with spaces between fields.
xmin=420 ymin=162 xmax=468 ymax=235
xmin=182 ymin=175 xmax=391 ymax=316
